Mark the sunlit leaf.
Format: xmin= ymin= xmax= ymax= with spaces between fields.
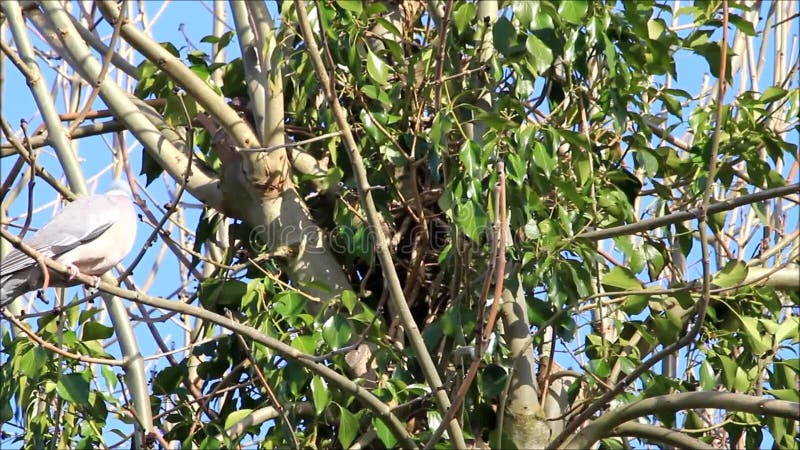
xmin=311 ymin=375 xmax=330 ymax=415
xmin=712 ymin=260 xmax=747 ymax=288
xmin=525 ymin=34 xmax=554 ymax=75
xmin=366 ymin=49 xmax=390 ymax=86
xmin=373 ymin=417 xmax=398 ymax=448
xmin=224 ymin=409 xmax=253 ymax=430
xmin=322 ymin=315 xmax=353 ymax=350
xmin=337 ymin=404 xmax=359 ymax=447
xmin=602 ymin=267 xmax=643 ymax=291
xmin=558 ymin=0 xmax=587 ymax=24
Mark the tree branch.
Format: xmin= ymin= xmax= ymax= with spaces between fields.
xmin=0 ymin=227 xmax=418 ymax=450
xmin=95 ymin=0 xmax=259 ymax=149
xmin=567 ymin=391 xmax=800 ymax=449
xmin=575 ymin=183 xmax=800 ymax=241
xmin=610 ymin=422 xmax=716 ymax=450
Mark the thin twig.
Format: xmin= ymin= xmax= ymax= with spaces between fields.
xmin=0 ymin=309 xmax=126 ymax=366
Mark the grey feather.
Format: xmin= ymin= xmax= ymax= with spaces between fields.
xmin=1 ymin=182 xmax=138 ymax=304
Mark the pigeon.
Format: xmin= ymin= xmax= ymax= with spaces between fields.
xmin=1 ymin=179 xmax=138 ymax=304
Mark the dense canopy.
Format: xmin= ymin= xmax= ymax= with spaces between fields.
xmin=0 ymin=1 xmax=798 ymax=449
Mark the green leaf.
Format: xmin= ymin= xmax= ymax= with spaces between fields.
xmin=766 ymin=389 xmax=800 ymax=402
xmin=525 ymin=34 xmax=555 ymax=75
xmin=621 ymin=294 xmax=649 ymax=315
xmin=652 ymin=317 xmax=679 ymax=345
xmin=335 ymin=0 xmax=362 ymax=14
xmin=618 ymin=356 xmax=637 ymax=375
xmin=373 ymin=417 xmax=398 ymax=448
xmin=56 ymin=373 xmax=90 ymax=406
xmin=712 ymin=260 xmax=747 ymax=288
xmin=636 ymin=149 xmax=660 ymax=178
xmin=322 ymin=315 xmax=353 ymax=349
xmin=82 ymin=322 xmax=114 ymax=341
xmin=273 ymin=291 xmax=307 ymax=318
xmin=311 ymin=375 xmax=330 ymax=415
xmin=458 ymin=140 xmax=480 ymax=175
xmin=734 ymin=367 xmax=750 ymax=392
xmin=361 ymin=85 xmax=392 ymax=107
xmin=340 ymin=290 xmax=358 ymax=313
xmin=740 ymin=316 xmax=770 ymax=355
xmin=718 ymin=355 xmax=738 ymax=390
xmin=602 ymin=267 xmax=643 ymax=291
xmin=199 ymin=279 xmax=247 ymax=309
xmin=760 ymin=86 xmax=788 ymax=103
xmin=291 ymin=335 xmax=318 ymax=354
xmin=728 ymin=14 xmax=756 ymax=36
xmin=153 ymin=365 xmax=186 ymax=395
xmin=337 ymin=404 xmax=359 ymax=448
xmin=453 ymin=2 xmax=476 ymax=34
xmin=101 ymin=365 xmax=118 ymax=391
xmin=366 ymin=49 xmax=390 ymax=86
xmin=700 ymin=359 xmax=715 ymax=391
xmin=558 ymin=0 xmax=587 ymax=24
xmin=455 ymin=199 xmax=488 ymax=242
xmin=20 ymin=346 xmax=48 ymax=379
xmin=140 ymin=150 xmax=165 ymax=186
xmin=492 ymin=17 xmax=516 ymax=56
xmin=224 ymin=409 xmax=253 ymax=430
xmin=531 ymin=142 xmax=555 ymax=177
xmin=478 ymin=365 xmax=508 ymax=398
xmin=684 ymin=410 xmax=704 ymax=430
xmin=775 ymin=317 xmax=799 ymax=344
xmin=199 ymin=436 xmax=222 ymax=449
xmin=692 ymin=43 xmax=732 ymax=83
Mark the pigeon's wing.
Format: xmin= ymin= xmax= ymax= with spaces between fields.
xmin=0 ymin=195 xmax=117 ymax=276
xmin=1 ymin=181 xmax=138 ymax=303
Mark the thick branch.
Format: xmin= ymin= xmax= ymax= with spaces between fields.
xmin=95 ymin=0 xmax=259 ymax=149
xmin=2 ymin=1 xmax=87 ymax=194
xmin=565 ymin=391 xmax=800 ymax=449
xmin=25 ymin=7 xmax=225 ymax=211
xmin=610 ymin=422 xmax=715 ymax=450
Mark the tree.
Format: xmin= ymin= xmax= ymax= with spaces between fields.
xmin=1 ymin=0 xmax=798 ymax=448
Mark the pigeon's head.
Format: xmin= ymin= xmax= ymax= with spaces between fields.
xmin=106 ymin=178 xmax=132 ymax=196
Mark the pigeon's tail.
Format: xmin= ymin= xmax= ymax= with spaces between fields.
xmin=0 ymin=269 xmax=40 ymax=307
xmin=0 ymin=273 xmax=15 ymax=307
